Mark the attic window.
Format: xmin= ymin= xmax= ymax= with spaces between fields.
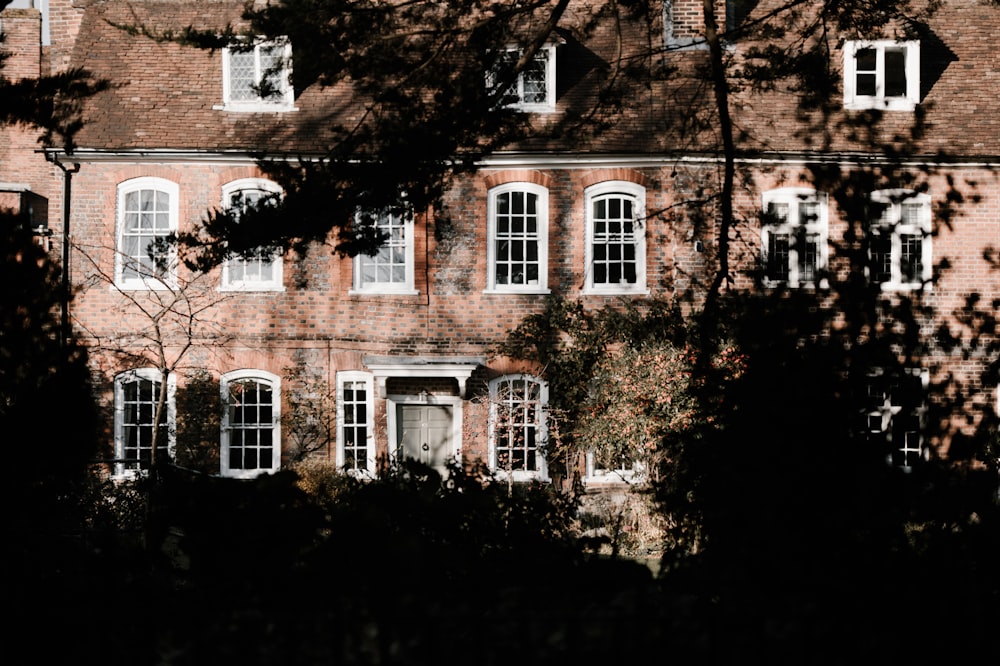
xmin=843 ymin=40 xmax=920 ymax=111
xmin=220 ymin=39 xmax=295 ymax=112
xmin=490 ymin=44 xmax=557 ymax=112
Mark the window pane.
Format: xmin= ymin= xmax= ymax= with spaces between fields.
xmin=120 ymin=376 xmax=165 ymax=470
xmin=856 ymin=48 xmax=876 ymax=71
xmin=358 ymin=211 xmax=409 ymax=287
xmin=341 ymin=380 xmax=369 ymax=471
xmin=800 ymin=233 xmax=819 ymax=283
xmin=493 ymin=378 xmax=543 ymax=472
xmin=871 ymin=234 xmax=892 ymax=283
xmin=857 ymin=73 xmax=876 ymax=97
xmin=225 ymin=378 xmax=275 ymax=473
xmin=591 ymin=194 xmax=637 ymax=286
xmin=767 ymin=233 xmax=790 ymax=282
xmin=230 ymin=50 xmax=257 ymax=101
xmin=900 ymin=234 xmax=923 ymax=283
xmin=884 ymin=49 xmax=907 ymax=97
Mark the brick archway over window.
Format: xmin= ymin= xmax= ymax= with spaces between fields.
xmin=580 ymin=168 xmax=650 ymax=190
xmin=483 ymin=169 xmax=553 ymax=189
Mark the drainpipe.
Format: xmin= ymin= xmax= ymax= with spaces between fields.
xmin=45 ymin=151 xmax=80 ymax=348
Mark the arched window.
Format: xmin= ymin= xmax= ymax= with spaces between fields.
xmin=489 ymin=374 xmax=548 ymax=481
xmin=486 ymin=183 xmax=549 ymax=293
xmin=221 ymin=370 xmax=281 ymax=478
xmin=115 ymin=177 xmax=179 ymax=289
xmin=220 ymin=178 xmax=284 ymax=291
xmin=114 ymin=369 xmax=175 ymax=476
xmin=584 ymin=181 xmax=647 ymax=294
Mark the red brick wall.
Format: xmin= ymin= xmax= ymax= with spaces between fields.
xmin=65 ymin=156 xmax=1000 ymax=468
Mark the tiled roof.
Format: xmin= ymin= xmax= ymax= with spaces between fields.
xmin=68 ymin=0 xmax=1000 ymax=159
xmin=732 ymin=0 xmax=1000 ymax=158
xmin=70 ymin=0 xmax=363 ymax=153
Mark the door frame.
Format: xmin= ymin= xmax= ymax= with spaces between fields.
xmin=385 ymin=394 xmax=463 ymax=470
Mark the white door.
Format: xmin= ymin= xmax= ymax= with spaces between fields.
xmin=396 ymin=403 xmax=454 ymax=471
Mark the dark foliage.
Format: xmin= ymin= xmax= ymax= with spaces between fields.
xmin=0 ymin=214 xmax=99 ymax=532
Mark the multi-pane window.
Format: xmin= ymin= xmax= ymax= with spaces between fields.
xmin=868 ymin=190 xmax=932 ymax=290
xmin=336 ymin=372 xmax=375 ymax=475
xmin=221 ymin=371 xmax=280 ymax=478
xmin=585 ymin=452 xmax=645 ymax=485
xmin=116 ymin=177 xmax=178 ymax=289
xmin=487 ymin=183 xmax=548 ymax=292
xmin=489 ymin=375 xmax=548 ymax=481
xmin=114 ymin=369 xmax=174 ymax=476
xmin=584 ymin=182 xmax=646 ymax=293
xmin=221 ymin=179 xmax=284 ymax=291
xmin=761 ymin=188 xmax=828 ymax=288
xmin=492 ymin=44 xmax=557 ymax=111
xmin=222 ymin=40 xmax=293 ymax=110
xmin=843 ymin=40 xmax=920 ymax=111
xmin=352 ymin=210 xmax=416 ymax=293
xmin=863 ymin=369 xmax=927 ymax=470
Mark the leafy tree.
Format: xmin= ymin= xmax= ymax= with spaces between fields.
xmin=117 ymin=0 xmax=660 ymax=268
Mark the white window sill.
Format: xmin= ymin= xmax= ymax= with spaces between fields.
xmin=213 ymin=103 xmax=298 ymax=113
xmin=582 ymin=287 xmax=650 ymax=296
xmin=493 ymin=470 xmax=549 ymax=484
xmin=483 ymin=287 xmax=551 ymax=295
xmin=507 ymin=103 xmax=557 ymax=114
xmin=348 ymin=288 xmax=420 ymax=296
xmin=219 ymin=284 xmax=286 ymax=293
xmin=583 ymin=472 xmax=646 ymax=486
xmin=844 ymin=97 xmax=917 ymax=112
xmin=876 ymin=281 xmax=931 ymax=293
xmin=113 ymin=279 xmax=176 ymax=291
xmin=219 ymin=469 xmax=278 ymax=480
xmin=762 ymin=279 xmax=829 ymax=290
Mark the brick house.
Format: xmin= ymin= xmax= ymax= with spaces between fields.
xmin=2 ymin=0 xmax=998 ymax=484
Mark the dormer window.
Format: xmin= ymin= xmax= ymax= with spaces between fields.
xmin=221 ymin=39 xmax=294 ymax=112
xmin=843 ymin=40 xmax=920 ymax=111
xmin=491 ymin=44 xmax=557 ymax=112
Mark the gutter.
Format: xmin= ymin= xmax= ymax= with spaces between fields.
xmin=44 ymin=150 xmax=80 ymax=348
xmin=43 ymin=146 xmax=1000 ymax=171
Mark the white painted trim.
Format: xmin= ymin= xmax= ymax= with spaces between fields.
xmin=220 ymin=369 xmax=282 ymax=479
xmin=386 ymin=394 xmax=464 ymax=474
xmin=582 ymin=180 xmax=648 ymax=295
xmin=335 ymin=371 xmax=377 ymax=478
xmin=486 ymin=181 xmax=550 ymax=293
xmin=843 ymin=40 xmax=920 ymax=111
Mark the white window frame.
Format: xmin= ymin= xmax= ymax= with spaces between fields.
xmin=335 ymin=371 xmax=376 ymax=478
xmin=843 ymin=40 xmax=920 ymax=111
xmin=491 ymin=44 xmax=557 ymax=113
xmin=868 ymin=189 xmax=932 ymax=291
xmin=220 ymin=39 xmax=295 ymax=112
xmin=350 ymin=209 xmax=417 ymax=294
xmin=583 ymin=181 xmax=648 ymax=295
xmin=485 ymin=182 xmax=550 ymax=294
xmin=220 ymin=178 xmax=285 ymax=292
xmin=220 ymin=370 xmax=281 ymax=479
xmin=584 ymin=452 xmax=646 ymax=486
xmin=863 ymin=368 xmax=928 ymax=472
xmin=488 ymin=374 xmax=549 ymax=482
xmin=761 ymin=188 xmax=829 ymax=288
xmin=113 ymin=368 xmax=176 ymax=478
xmin=115 ymin=177 xmax=179 ymax=290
